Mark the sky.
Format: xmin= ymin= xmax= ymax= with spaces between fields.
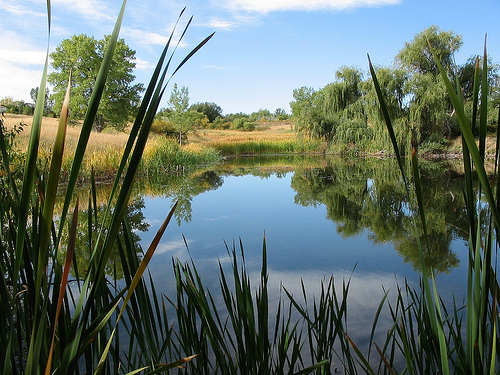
xmin=1 ymin=0 xmax=499 ymax=115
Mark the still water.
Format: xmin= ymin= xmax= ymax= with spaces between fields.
xmin=133 ymin=155 xmax=469 ymax=342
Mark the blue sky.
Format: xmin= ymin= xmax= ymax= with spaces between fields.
xmin=1 ymin=0 xmax=499 ymax=115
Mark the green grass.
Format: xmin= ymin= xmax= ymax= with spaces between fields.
xmin=207 ymin=138 xmax=324 ymax=155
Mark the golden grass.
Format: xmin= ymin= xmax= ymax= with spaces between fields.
xmin=1 ymin=114 xmax=307 ymax=178
xmin=189 ymin=122 xmax=295 ymax=145
xmin=3 ymin=114 xmax=129 ymax=153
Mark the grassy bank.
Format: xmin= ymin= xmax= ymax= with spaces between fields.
xmin=3 ymin=114 xmax=220 ymax=181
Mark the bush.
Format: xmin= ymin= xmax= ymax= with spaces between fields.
xmin=151 ymin=118 xmax=180 ymax=139
xmin=243 ymin=121 xmax=256 ymax=131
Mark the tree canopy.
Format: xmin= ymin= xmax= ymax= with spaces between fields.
xmin=48 ymin=34 xmax=144 ymax=131
xmin=190 ymin=102 xmax=223 ymax=122
xmin=290 ymin=25 xmax=500 ymax=154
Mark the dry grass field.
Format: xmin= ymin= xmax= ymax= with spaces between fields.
xmin=1 ymin=114 xmax=311 ymax=180
xmin=2 ymin=114 xmax=130 ymax=153
xmin=2 ymin=114 xmax=296 ymax=151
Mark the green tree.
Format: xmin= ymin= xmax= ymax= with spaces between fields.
xmin=48 ymin=34 xmax=143 ymax=131
xmin=395 ymin=26 xmax=463 ymax=140
xmin=190 ymin=101 xmax=223 ymax=123
xmin=249 ymin=108 xmax=272 ymax=122
xmin=168 ymin=83 xmax=189 ymax=144
xmin=290 ymin=86 xmax=322 ymax=138
xmin=396 ymin=25 xmax=462 ymax=76
xmin=274 ymin=108 xmax=289 ymax=120
xmin=30 ymin=87 xmax=54 ymax=116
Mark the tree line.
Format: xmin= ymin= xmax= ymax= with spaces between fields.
xmin=4 ymin=25 xmax=497 ymax=155
xmin=290 ymin=25 xmax=500 ymax=154
xmin=1 ymin=31 xmax=289 ymax=139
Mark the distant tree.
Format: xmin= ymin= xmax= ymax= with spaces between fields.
xmin=190 ymin=102 xmax=222 ymax=122
xmin=274 ymin=108 xmax=289 ymax=120
xmin=168 ymin=84 xmax=190 ymax=145
xmin=48 ymin=34 xmax=143 ymax=131
xmin=0 ymin=97 xmax=34 ymax=115
xmin=290 ymin=86 xmax=323 ymax=138
xmin=169 ymin=84 xmax=189 ymax=113
xmin=290 ymin=26 xmax=499 ymax=151
xmin=458 ymin=55 xmax=500 ymax=99
xmin=30 ymin=87 xmax=54 ymax=116
xmin=249 ymin=109 xmax=272 ymax=122
xmin=396 ymin=26 xmax=464 ymax=139
xmin=0 ymin=96 xmax=15 ymax=107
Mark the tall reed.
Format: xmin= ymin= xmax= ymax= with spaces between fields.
xmin=355 ymin=38 xmax=500 ymax=373
xmin=0 ymin=1 xmax=213 ymax=373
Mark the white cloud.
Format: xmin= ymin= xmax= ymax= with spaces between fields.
xmin=0 ymin=0 xmax=46 ymax=18
xmin=122 ymin=27 xmax=192 ymax=50
xmin=0 ymin=31 xmax=47 ymax=101
xmin=124 ymin=28 xmax=171 ymax=46
xmin=208 ymin=18 xmax=239 ymax=30
xmin=51 ymin=0 xmax=115 ymax=21
xmin=155 ymin=237 xmax=193 ymax=256
xmin=134 ymin=57 xmax=156 ymax=71
xmin=221 ymin=0 xmax=401 ymax=13
xmin=0 ymin=60 xmax=45 ymax=102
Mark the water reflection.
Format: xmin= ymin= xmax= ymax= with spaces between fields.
xmin=138 ymin=156 xmax=467 ymax=275
xmin=73 ymin=156 xmax=468 ymax=277
xmin=64 ymin=197 xmax=149 ymax=279
xmin=290 ymin=159 xmax=467 ymax=274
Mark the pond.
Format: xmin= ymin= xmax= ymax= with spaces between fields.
xmin=130 ymin=155 xmax=469 ymax=351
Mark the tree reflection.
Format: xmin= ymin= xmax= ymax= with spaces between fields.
xmin=66 ymin=197 xmax=149 ymax=279
xmin=291 ymin=159 xmax=466 ymax=275
xmin=138 ymin=170 xmax=224 ymax=225
xmin=76 ymin=157 xmax=470 ymax=277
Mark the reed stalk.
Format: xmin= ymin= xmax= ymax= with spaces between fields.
xmin=0 ymin=1 xmax=213 ymax=373
xmin=358 ymin=37 xmax=500 ymax=373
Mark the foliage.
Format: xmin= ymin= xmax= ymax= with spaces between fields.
xmin=0 ymin=96 xmax=35 ymax=115
xmin=230 ymin=117 xmax=257 ymax=131
xmin=189 ymin=101 xmax=223 ymax=122
xmin=0 ymin=2 xmax=214 ymax=373
xmin=48 ymin=34 xmax=144 ymax=131
xmin=30 ymin=86 xmax=55 ymax=116
xmin=291 ymin=26 xmax=500 ymax=153
xmin=396 ymin=25 xmax=462 ymax=75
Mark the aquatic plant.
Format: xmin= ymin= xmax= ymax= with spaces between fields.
xmin=356 ymin=39 xmax=500 ymax=373
xmin=0 ymin=1 xmax=213 ymax=373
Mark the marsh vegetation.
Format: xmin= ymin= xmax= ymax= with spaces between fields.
xmin=1 ymin=1 xmax=499 ymax=374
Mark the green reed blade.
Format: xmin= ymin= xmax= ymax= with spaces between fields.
xmin=37 ymin=75 xmax=71 ymax=302
xmin=370 ymin=50 xmax=453 ymax=374
xmin=432 ymin=42 xmax=500 ymax=231
xmin=14 ymin=30 xmax=50 ymax=298
xmin=95 ymin=203 xmax=178 ymax=372
xmin=103 ymin=7 xmax=187 ymax=223
xmin=368 ymin=55 xmax=409 ymax=186
xmin=57 ymin=0 xmax=127 ymax=241
xmin=293 ymin=359 xmax=329 ymax=375
xmin=479 ymin=37 xmax=488 ymax=160
xmin=368 ymin=288 xmax=390 ymax=361
xmin=44 ymin=200 xmax=78 ymax=375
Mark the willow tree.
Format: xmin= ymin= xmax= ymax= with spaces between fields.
xmin=396 ymin=26 xmax=462 ymax=140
